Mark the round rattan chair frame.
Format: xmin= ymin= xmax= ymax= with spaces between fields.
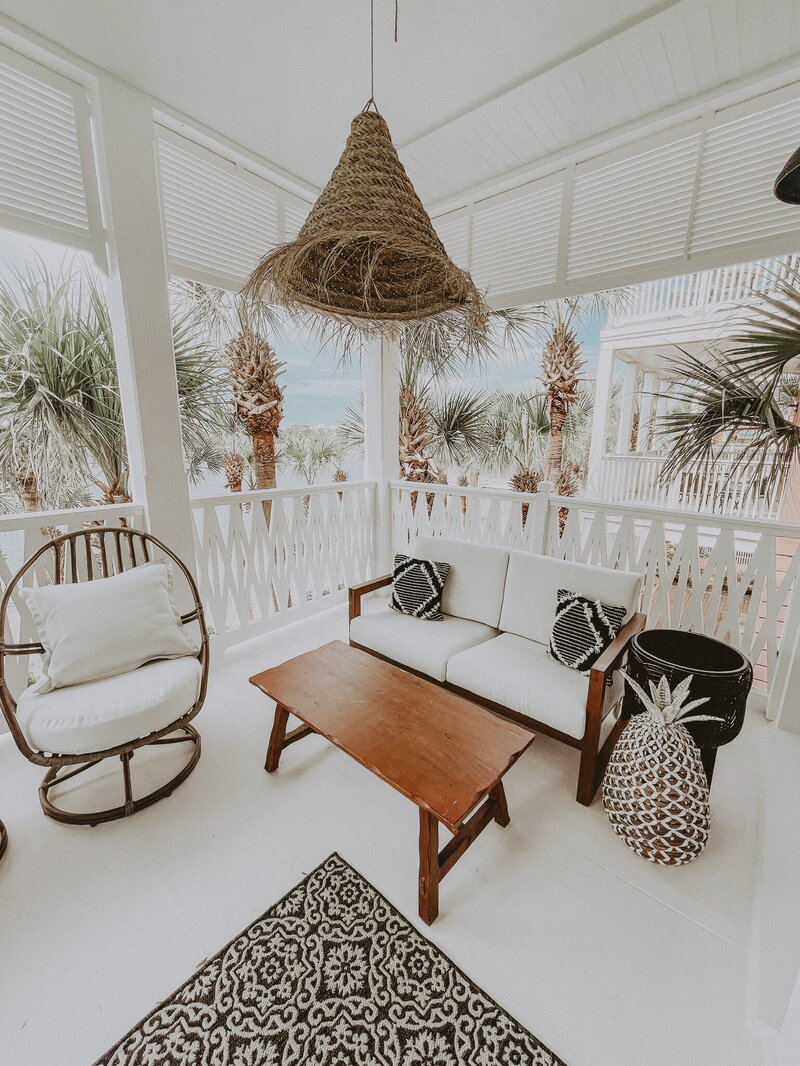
xmin=0 ymin=527 xmax=209 ymax=826
xmin=0 ymin=818 xmax=7 ymax=860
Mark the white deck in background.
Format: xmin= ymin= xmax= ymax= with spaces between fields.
xmin=0 ymin=606 xmax=771 ymax=1066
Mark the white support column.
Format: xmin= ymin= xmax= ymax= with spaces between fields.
xmin=616 ymin=361 xmax=638 ymax=455
xmin=94 ymin=77 xmax=196 ymax=569
xmin=587 ymin=344 xmax=615 ymax=497
xmin=655 ymin=377 xmax=670 ymax=423
xmin=637 ymin=372 xmax=657 ymax=452
xmin=363 ymin=334 xmax=400 ymax=574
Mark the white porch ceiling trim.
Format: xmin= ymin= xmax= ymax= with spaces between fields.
xmin=432 ymin=78 xmax=800 ymax=309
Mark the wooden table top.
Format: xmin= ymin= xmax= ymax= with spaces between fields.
xmin=249 ymin=640 xmax=535 ymax=832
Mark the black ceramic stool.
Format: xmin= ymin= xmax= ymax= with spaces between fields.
xmin=623 ymin=629 xmax=753 ymax=787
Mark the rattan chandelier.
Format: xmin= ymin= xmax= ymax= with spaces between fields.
xmin=242 ymin=2 xmax=484 ymax=326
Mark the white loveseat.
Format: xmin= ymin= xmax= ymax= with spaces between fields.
xmin=349 ymin=536 xmax=645 ymax=805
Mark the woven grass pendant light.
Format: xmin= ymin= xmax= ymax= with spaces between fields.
xmin=242 ymin=4 xmax=484 ymax=326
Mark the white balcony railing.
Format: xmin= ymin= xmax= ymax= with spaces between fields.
xmin=191 ymin=481 xmax=376 ymax=647
xmin=609 ymin=254 xmax=800 ymax=327
xmin=391 ymin=478 xmax=800 ymax=703
xmin=598 ymin=453 xmax=788 ymax=520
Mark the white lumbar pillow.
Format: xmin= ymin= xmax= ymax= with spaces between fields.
xmin=22 ymin=561 xmax=199 ymax=692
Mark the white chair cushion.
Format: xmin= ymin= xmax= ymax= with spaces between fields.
xmin=446 ymin=633 xmax=622 ymax=740
xmin=350 ymin=599 xmax=497 ymax=682
xmin=16 ymin=656 xmax=202 ymax=755
xmin=22 ymin=561 xmax=199 ymax=692
xmin=498 ymin=551 xmax=642 ymax=646
xmin=414 ymin=536 xmax=509 ymax=628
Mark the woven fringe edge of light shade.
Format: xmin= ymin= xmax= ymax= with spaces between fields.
xmin=241 ymin=231 xmax=487 ymax=331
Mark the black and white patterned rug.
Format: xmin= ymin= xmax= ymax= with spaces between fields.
xmin=94 ymin=853 xmax=565 ymax=1065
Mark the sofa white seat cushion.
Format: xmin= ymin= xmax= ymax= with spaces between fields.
xmin=16 ymin=656 xmax=203 ymax=755
xmin=350 ymin=602 xmax=497 ymax=682
xmin=499 ymin=550 xmax=642 ymax=646
xmin=413 ymin=536 xmax=509 ymax=628
xmin=446 ymin=633 xmax=622 ymax=741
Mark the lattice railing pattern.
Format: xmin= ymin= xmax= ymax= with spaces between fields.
xmin=391 ymin=480 xmax=800 ymax=696
xmin=192 ymin=482 xmax=375 ymax=644
xmin=392 ymin=481 xmax=545 ymax=554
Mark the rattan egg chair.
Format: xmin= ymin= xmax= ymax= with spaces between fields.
xmin=0 ymin=818 xmax=6 ymax=859
xmin=0 ymin=527 xmax=209 ymax=826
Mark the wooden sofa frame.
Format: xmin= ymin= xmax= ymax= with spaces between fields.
xmin=349 ymin=574 xmax=646 ymax=806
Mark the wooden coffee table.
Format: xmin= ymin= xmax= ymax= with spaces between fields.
xmin=249 ymin=640 xmax=535 ymax=924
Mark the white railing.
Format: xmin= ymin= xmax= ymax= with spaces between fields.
xmin=192 ymin=481 xmax=376 ymax=647
xmin=0 ymin=502 xmax=147 ymax=734
xmin=610 ymin=254 xmax=800 ymax=326
xmin=391 ymin=479 xmax=800 ymax=701
xmin=598 ymin=453 xmax=787 ymax=520
xmin=0 ymin=502 xmax=146 ymax=590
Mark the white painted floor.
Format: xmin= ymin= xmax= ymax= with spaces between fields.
xmin=0 ymin=605 xmax=771 ymax=1066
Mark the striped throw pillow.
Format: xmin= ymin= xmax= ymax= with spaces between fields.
xmin=389 ymin=554 xmax=451 ymax=620
xmin=548 ymin=589 xmax=626 ymax=673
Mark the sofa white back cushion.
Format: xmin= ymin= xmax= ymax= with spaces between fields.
xmin=413 ymin=536 xmax=510 ymax=628
xmin=498 ymin=550 xmax=642 ymax=645
xmin=22 ymin=561 xmax=200 ymax=692
xmin=350 ymin=600 xmax=497 ymax=682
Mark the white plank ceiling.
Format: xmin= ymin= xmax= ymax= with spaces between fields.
xmin=4 ymin=0 xmax=800 ymax=305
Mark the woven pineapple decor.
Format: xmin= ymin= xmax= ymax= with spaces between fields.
xmin=603 ymin=674 xmax=718 ymax=866
xmin=242 ymin=106 xmax=485 ymax=325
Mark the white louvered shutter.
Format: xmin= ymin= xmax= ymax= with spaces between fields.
xmin=157 ymin=130 xmax=312 ymax=289
xmin=471 ymin=181 xmax=562 ymax=299
xmin=433 ymin=208 xmax=470 ymax=270
xmin=689 ymin=91 xmax=800 ymax=257
xmin=567 ymin=132 xmax=701 ymax=284
xmin=0 ymin=46 xmax=99 ymax=252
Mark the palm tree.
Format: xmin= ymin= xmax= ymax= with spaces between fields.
xmin=171 ymin=279 xmax=287 ymax=514
xmin=226 ymin=321 xmax=286 ymax=493
xmin=396 ymin=307 xmax=540 ymax=483
xmin=277 ymin=425 xmax=342 ymax=485
xmin=0 ymin=262 xmax=226 ymax=513
xmin=655 ymin=264 xmax=800 ymax=495
xmin=533 ymin=292 xmax=630 ymax=485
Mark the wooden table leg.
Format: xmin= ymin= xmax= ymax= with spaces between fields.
xmin=491 ymin=781 xmax=510 ymax=827
xmin=419 ymin=809 xmax=439 ymax=925
xmin=265 ymin=703 xmax=290 ymax=772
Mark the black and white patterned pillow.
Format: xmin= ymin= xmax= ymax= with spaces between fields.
xmin=548 ymin=588 xmax=627 ymax=673
xmin=389 ymin=554 xmax=451 ymax=620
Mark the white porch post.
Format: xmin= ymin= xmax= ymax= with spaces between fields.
xmin=586 ymin=344 xmax=615 ymax=497
xmin=636 ymin=372 xmax=657 ymax=452
xmin=94 ymin=77 xmax=195 ymax=568
xmin=363 ymin=334 xmax=400 ymax=574
xmin=616 ymin=361 xmax=638 ymax=455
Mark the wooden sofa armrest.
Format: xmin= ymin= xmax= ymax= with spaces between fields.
xmin=577 ymin=611 xmax=647 ymax=806
xmin=348 ymin=574 xmax=392 ymax=620
xmin=590 ymin=611 xmax=647 ymax=681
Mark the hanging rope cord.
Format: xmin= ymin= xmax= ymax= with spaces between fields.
xmin=365 ymin=0 xmax=398 ymax=111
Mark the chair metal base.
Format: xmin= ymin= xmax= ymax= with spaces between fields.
xmin=0 ymin=818 xmax=7 ymax=861
xmin=39 ymin=725 xmax=201 ymax=826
